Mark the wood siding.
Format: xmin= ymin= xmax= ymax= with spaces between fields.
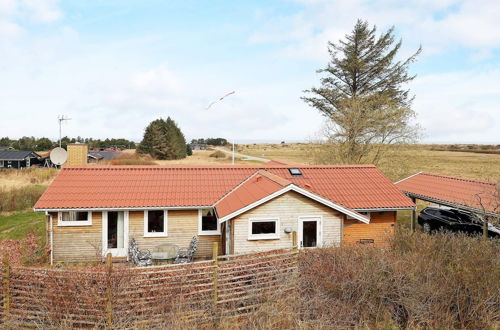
xmin=51 ymin=211 xmax=102 ymax=263
xmin=343 ymin=211 xmax=396 ymax=246
xmin=128 ymin=210 xmax=220 ymax=259
xmin=50 ymin=209 xmax=221 ymax=263
xmin=230 ymin=191 xmax=343 ymax=254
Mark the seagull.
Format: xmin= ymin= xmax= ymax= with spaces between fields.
xmin=206 ymin=91 xmax=235 ymax=110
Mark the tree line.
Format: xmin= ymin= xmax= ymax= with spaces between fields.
xmin=0 ymin=136 xmax=136 ymax=151
xmin=190 ymin=138 xmax=228 ymax=146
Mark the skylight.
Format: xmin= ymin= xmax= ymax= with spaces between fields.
xmin=289 ymin=168 xmax=302 ymax=176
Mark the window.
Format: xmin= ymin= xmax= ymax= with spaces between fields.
xmin=58 ymin=211 xmax=92 ymax=226
xmin=248 ymin=218 xmax=280 ymax=240
xmin=359 ymin=239 xmax=375 ymax=244
xmin=198 ymin=209 xmax=220 ymax=235
xmin=288 ymin=168 xmax=302 ymax=176
xmin=144 ymin=210 xmax=167 ymax=237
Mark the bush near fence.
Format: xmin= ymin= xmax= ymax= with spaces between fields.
xmin=0 ymin=246 xmax=298 ymax=328
xmin=0 ymin=230 xmax=498 ymax=329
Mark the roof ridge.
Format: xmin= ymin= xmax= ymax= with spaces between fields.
xmin=256 ymin=170 xmax=292 ymax=187
xmin=62 ymin=164 xmax=378 ymax=170
xmin=212 ymin=170 xmax=262 ymax=207
xmin=421 ymin=172 xmax=496 ymax=186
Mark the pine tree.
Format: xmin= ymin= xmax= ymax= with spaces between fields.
xmin=137 ymin=117 xmax=187 ymax=160
xmin=303 ymin=19 xmax=421 ymax=164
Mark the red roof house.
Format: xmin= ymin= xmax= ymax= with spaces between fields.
xmin=35 ymin=164 xmax=414 ymax=263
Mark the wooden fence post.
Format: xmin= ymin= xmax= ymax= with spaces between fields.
xmin=105 ymin=253 xmax=113 ymax=328
xmin=2 ymin=255 xmax=10 ymax=322
xmin=212 ymin=242 xmax=218 ymax=305
xmin=292 ymin=231 xmax=298 ymax=250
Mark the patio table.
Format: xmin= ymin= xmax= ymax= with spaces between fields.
xmin=151 ymin=244 xmax=179 ymax=264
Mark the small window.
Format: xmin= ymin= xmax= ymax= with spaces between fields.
xmin=144 ymin=210 xmax=167 ymax=237
xmin=359 ymin=239 xmax=374 ymax=244
xmin=288 ymin=168 xmax=302 ymax=176
xmin=58 ymin=211 xmax=92 ymax=226
xmin=248 ymin=218 xmax=280 ymax=240
xmin=199 ymin=209 xmax=220 ymax=235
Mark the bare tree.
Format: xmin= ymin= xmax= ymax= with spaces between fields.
xmin=474 ymin=182 xmax=500 ymax=240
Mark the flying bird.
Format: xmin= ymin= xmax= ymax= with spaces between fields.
xmin=206 ymin=91 xmax=235 ymax=110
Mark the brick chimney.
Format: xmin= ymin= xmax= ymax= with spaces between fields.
xmin=66 ymin=143 xmax=88 ymax=166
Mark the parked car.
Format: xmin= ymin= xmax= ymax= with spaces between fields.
xmin=418 ymin=207 xmax=500 ymax=238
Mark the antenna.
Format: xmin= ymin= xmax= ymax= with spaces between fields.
xmin=58 ymin=115 xmax=72 ymax=148
xmin=50 ymin=147 xmax=68 ymax=167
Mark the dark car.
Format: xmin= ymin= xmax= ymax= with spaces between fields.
xmin=417 ymin=207 xmax=500 ymax=238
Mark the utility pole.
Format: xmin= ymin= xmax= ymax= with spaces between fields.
xmin=232 ymin=141 xmax=235 ymax=165
xmin=58 ymin=115 xmax=72 ymax=148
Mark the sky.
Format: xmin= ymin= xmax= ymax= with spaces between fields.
xmin=0 ymin=0 xmax=499 ymax=144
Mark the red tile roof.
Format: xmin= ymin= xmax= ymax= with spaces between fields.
xmin=34 ymin=165 xmax=414 ymax=210
xmin=215 ymin=170 xmax=291 ymax=218
xmin=396 ymin=172 xmax=499 ymax=214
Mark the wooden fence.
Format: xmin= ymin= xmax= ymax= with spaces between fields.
xmin=0 ymin=243 xmax=298 ymax=328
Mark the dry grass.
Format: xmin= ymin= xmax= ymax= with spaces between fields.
xmin=216 ymin=229 xmax=499 ymax=330
xmin=240 ymin=143 xmax=500 ymax=182
xmin=0 ymin=168 xmax=58 ymax=189
xmin=109 ymin=152 xmax=157 ymax=165
xmin=153 ymin=150 xmax=256 ymax=165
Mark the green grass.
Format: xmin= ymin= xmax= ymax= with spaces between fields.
xmin=0 ymin=211 xmax=45 ymax=242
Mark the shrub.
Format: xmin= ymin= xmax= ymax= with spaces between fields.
xmin=209 ymin=150 xmax=226 ymax=159
xmin=109 ymin=153 xmax=157 ymax=165
xmin=297 ymin=229 xmax=499 ymax=329
xmin=0 ymin=185 xmax=47 ymax=212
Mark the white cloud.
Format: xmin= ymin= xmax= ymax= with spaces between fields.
xmin=22 ymin=0 xmax=61 ymax=23
xmin=0 ymin=19 xmax=22 ymax=38
xmin=412 ymin=69 xmax=500 ymax=143
xmin=251 ymin=0 xmax=500 ymax=60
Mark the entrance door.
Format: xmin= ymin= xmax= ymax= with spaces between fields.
xmin=103 ymin=211 xmax=128 ymax=257
xmin=298 ymin=216 xmax=321 ymax=248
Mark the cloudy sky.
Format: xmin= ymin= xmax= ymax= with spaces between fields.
xmin=1 ymin=0 xmax=499 ymax=143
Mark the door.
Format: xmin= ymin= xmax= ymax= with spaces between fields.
xmin=298 ymin=216 xmax=321 ymax=248
xmin=103 ymin=211 xmax=128 ymax=257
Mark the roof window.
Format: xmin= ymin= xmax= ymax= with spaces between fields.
xmin=288 ymin=168 xmax=302 ymax=176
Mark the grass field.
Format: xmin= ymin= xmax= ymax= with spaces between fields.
xmin=239 ymin=143 xmax=500 ymax=182
xmin=0 ymin=211 xmax=45 ymax=242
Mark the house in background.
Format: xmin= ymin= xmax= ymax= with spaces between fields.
xmin=0 ymin=150 xmax=42 ymax=169
xmin=88 ymin=151 xmax=122 ymax=163
xmin=34 ymin=154 xmax=415 ymax=264
xmin=190 ymin=143 xmax=207 ymax=150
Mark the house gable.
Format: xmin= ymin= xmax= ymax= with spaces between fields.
xmin=217 ymin=184 xmax=370 ymax=224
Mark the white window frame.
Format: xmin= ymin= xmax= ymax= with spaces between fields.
xmin=198 ymin=209 xmax=221 ymax=235
xmin=0 ymin=160 xmax=3 ymax=167
xmin=346 ymin=212 xmax=371 ymax=220
xmin=143 ymin=210 xmax=168 ymax=237
xmin=298 ymin=215 xmax=323 ymax=248
xmin=57 ymin=211 xmax=92 ymax=227
xmin=248 ymin=217 xmax=280 ymax=240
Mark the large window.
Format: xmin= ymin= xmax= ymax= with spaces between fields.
xmin=58 ymin=211 xmax=92 ymax=226
xmin=198 ymin=209 xmax=220 ymax=235
xmin=144 ymin=210 xmax=167 ymax=237
xmin=248 ymin=218 xmax=280 ymax=240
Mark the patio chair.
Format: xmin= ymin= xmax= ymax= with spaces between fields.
xmin=174 ymin=236 xmax=198 ymax=264
xmin=128 ymin=238 xmax=152 ymax=266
